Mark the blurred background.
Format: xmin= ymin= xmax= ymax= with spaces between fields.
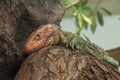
xmin=61 ymin=0 xmax=120 ymax=50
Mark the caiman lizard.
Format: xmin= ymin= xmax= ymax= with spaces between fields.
xmin=24 ymin=23 xmax=119 ymax=69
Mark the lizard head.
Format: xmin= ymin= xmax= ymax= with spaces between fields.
xmin=24 ymin=24 xmax=60 ymax=53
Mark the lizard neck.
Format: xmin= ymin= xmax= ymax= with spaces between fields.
xmin=58 ymin=31 xmax=75 ymax=45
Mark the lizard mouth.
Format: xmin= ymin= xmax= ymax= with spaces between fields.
xmin=24 ymin=40 xmax=45 ymax=53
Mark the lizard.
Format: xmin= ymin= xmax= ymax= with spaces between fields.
xmin=24 ymin=23 xmax=119 ymax=69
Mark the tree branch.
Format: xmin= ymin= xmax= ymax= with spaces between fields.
xmin=65 ymin=0 xmax=84 ymax=10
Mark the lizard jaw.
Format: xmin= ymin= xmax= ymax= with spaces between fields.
xmin=24 ymin=40 xmax=45 ymax=53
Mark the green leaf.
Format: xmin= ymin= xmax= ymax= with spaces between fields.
xmin=75 ymin=13 xmax=88 ymax=35
xmin=83 ymin=19 xmax=88 ymax=30
xmin=97 ymin=11 xmax=104 ymax=26
xmin=75 ymin=0 xmax=88 ymax=9
xmin=81 ymin=7 xmax=94 ymax=25
xmin=73 ymin=8 xmax=79 ymax=16
xmin=64 ymin=1 xmax=71 ymax=6
xmin=76 ymin=14 xmax=83 ymax=29
xmin=81 ymin=7 xmax=93 ymax=16
xmin=81 ymin=13 xmax=92 ymax=24
xmin=100 ymin=7 xmax=112 ymax=16
xmin=90 ymin=16 xmax=97 ymax=33
xmin=75 ymin=15 xmax=88 ymax=35
xmin=80 ymin=7 xmax=96 ymax=33
xmin=73 ymin=1 xmax=89 ymax=16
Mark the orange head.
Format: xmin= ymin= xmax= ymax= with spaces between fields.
xmin=24 ymin=24 xmax=60 ymax=53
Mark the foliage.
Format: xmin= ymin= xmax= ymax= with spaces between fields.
xmin=63 ymin=0 xmax=112 ymax=35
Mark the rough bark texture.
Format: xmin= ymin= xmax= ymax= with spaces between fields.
xmin=14 ymin=46 xmax=120 ymax=80
xmin=0 ymin=0 xmax=64 ymax=80
xmin=0 ymin=0 xmax=120 ymax=80
xmin=107 ymin=47 xmax=120 ymax=64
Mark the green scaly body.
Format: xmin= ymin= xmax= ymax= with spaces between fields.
xmin=60 ymin=31 xmax=119 ymax=69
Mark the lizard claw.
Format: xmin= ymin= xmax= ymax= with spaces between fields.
xmin=63 ymin=35 xmax=79 ymax=50
xmin=63 ymin=36 xmax=72 ymax=48
xmin=69 ymin=36 xmax=79 ymax=50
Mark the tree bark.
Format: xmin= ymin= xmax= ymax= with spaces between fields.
xmin=107 ymin=47 xmax=120 ymax=64
xmin=0 ymin=0 xmax=120 ymax=80
xmin=14 ymin=46 xmax=120 ymax=80
xmin=0 ymin=0 xmax=64 ymax=80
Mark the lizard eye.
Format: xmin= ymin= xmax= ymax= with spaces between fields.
xmin=34 ymin=34 xmax=40 ymax=40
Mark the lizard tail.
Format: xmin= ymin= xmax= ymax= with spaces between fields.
xmin=83 ymin=40 xmax=120 ymax=69
xmin=104 ymin=55 xmax=119 ymax=69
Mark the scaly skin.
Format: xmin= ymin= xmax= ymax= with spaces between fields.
xmin=24 ymin=23 xmax=119 ymax=69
